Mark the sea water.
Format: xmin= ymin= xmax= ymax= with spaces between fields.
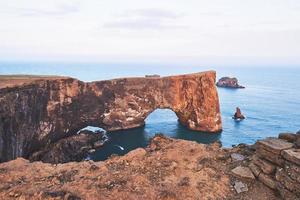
xmin=1 ymin=62 xmax=300 ymax=161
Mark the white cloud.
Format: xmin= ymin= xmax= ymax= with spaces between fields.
xmin=103 ymin=8 xmax=186 ymax=30
xmin=0 ymin=0 xmax=299 ymax=65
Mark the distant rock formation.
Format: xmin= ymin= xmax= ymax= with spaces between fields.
xmin=233 ymin=107 xmax=245 ymax=120
xmin=0 ymin=71 xmax=222 ymax=162
xmin=216 ymin=77 xmax=245 ymax=88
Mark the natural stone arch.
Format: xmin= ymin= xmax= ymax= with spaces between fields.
xmin=0 ymin=71 xmax=222 ymax=161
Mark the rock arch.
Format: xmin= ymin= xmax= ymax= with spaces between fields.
xmin=0 ymin=71 xmax=222 ymax=161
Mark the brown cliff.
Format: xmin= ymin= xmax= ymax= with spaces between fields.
xmin=0 ymin=71 xmax=222 ymax=162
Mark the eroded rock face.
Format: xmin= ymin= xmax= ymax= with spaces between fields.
xmin=0 ymin=71 xmax=222 ymax=161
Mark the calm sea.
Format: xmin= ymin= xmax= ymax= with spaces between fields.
xmin=1 ymin=62 xmax=300 ymax=161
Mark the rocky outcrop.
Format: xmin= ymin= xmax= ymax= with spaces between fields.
xmin=29 ymin=130 xmax=108 ymax=164
xmin=248 ymin=133 xmax=300 ymax=200
xmin=0 ymin=71 xmax=222 ymax=162
xmin=0 ymin=135 xmax=281 ymax=200
xmin=216 ymin=77 xmax=245 ymax=88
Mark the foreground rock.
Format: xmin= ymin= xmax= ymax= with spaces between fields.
xmin=249 ymin=133 xmax=300 ymax=200
xmin=216 ymin=77 xmax=245 ymax=88
xmin=0 ymin=135 xmax=281 ymax=200
xmin=29 ymin=130 xmax=108 ymax=164
xmin=0 ymin=71 xmax=222 ymax=162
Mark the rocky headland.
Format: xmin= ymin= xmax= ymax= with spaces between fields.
xmin=216 ymin=77 xmax=245 ymax=89
xmin=0 ymin=132 xmax=299 ymax=200
xmin=0 ymin=71 xmax=222 ymax=162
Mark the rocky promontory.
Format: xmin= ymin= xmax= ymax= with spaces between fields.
xmin=0 ymin=71 xmax=222 ymax=162
xmin=216 ymin=77 xmax=245 ymax=88
xmin=2 ymin=132 xmax=300 ymax=200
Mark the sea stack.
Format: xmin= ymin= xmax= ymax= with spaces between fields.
xmin=216 ymin=77 xmax=245 ymax=88
xmin=233 ymin=107 xmax=245 ymax=120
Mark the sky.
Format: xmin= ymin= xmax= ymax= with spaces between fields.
xmin=0 ymin=0 xmax=300 ymax=66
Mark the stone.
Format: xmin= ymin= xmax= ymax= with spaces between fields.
xmin=29 ymin=130 xmax=108 ymax=164
xmin=295 ymin=135 xmax=300 ymax=148
xmin=278 ymin=133 xmax=297 ymax=143
xmin=249 ymin=162 xmax=261 ymax=177
xmin=233 ymin=181 xmax=248 ymax=193
xmin=231 ymin=153 xmax=245 ymax=161
xmin=276 ymin=182 xmax=300 ymax=200
xmin=0 ymin=71 xmax=222 ymax=162
xmin=284 ymin=161 xmax=300 ymax=183
xmin=257 ymin=138 xmax=294 ymax=155
xmin=256 ymin=146 xmax=285 ymax=166
xmin=282 ymin=149 xmax=300 ymax=166
xmin=252 ymin=155 xmax=276 ymax=174
xmin=275 ymin=168 xmax=300 ymax=196
xmin=216 ymin=77 xmax=245 ymax=88
xmin=258 ymin=173 xmax=277 ymax=190
xmin=231 ymin=166 xmax=255 ymax=180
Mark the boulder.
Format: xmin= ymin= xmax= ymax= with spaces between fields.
xmin=282 ymin=149 xmax=300 ymax=166
xmin=256 ymin=146 xmax=285 ymax=166
xmin=231 ymin=166 xmax=255 ymax=180
xmin=257 ymin=138 xmax=294 ymax=155
xmin=252 ymin=155 xmax=276 ymax=174
xmin=278 ymin=133 xmax=297 ymax=143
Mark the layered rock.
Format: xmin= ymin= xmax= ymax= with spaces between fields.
xmin=0 ymin=71 xmax=222 ymax=162
xmin=216 ymin=77 xmax=245 ymax=88
xmin=248 ymin=133 xmax=300 ymax=200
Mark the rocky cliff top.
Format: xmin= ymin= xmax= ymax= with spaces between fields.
xmin=0 ymin=135 xmax=282 ymax=200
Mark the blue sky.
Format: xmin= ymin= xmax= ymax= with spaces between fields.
xmin=0 ymin=0 xmax=300 ymax=65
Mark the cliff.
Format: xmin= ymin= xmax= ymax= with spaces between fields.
xmin=0 ymin=71 xmax=222 ymax=162
xmin=0 ymin=135 xmax=282 ymax=200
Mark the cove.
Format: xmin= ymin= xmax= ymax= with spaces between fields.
xmin=89 ymin=109 xmax=221 ymax=161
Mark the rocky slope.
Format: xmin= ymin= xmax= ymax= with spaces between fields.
xmin=0 ymin=135 xmax=283 ymax=200
xmin=0 ymin=71 xmax=222 ymax=162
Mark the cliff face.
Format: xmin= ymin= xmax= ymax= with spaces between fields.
xmin=0 ymin=71 xmax=222 ymax=162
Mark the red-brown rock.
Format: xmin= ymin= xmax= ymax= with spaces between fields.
xmin=0 ymin=71 xmax=222 ymax=162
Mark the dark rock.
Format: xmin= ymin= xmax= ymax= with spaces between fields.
xmin=278 ymin=133 xmax=297 ymax=143
xmin=284 ymin=161 xmax=300 ymax=183
xmin=233 ymin=107 xmax=245 ymax=120
xmin=29 ymin=130 xmax=107 ymax=163
xmin=216 ymin=77 xmax=245 ymax=88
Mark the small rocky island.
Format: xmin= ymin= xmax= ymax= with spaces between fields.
xmin=216 ymin=77 xmax=245 ymax=88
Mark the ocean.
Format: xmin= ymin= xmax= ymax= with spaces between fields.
xmin=1 ymin=62 xmax=300 ymax=161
